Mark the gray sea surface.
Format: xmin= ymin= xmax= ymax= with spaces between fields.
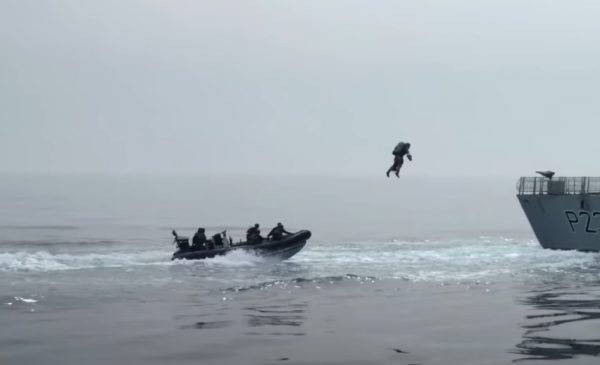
xmin=1 ymin=174 xmax=600 ymax=365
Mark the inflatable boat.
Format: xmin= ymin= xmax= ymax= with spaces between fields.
xmin=171 ymin=230 xmax=311 ymax=261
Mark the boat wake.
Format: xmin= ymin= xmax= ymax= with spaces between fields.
xmin=0 ymin=250 xmax=171 ymax=272
xmin=2 ymin=237 xmax=599 ymax=282
xmin=200 ymin=249 xmax=269 ymax=267
xmin=296 ymin=237 xmax=600 ymax=282
xmin=0 ymin=247 xmax=277 ymax=273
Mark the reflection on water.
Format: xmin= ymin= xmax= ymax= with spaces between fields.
xmin=179 ymin=320 xmax=233 ymax=330
xmin=513 ymin=288 xmax=600 ymax=362
xmin=176 ymin=292 xmax=308 ymax=338
xmin=245 ymin=302 xmax=307 ymax=336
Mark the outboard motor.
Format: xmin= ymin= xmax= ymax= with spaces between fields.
xmin=172 ymin=230 xmax=190 ymax=252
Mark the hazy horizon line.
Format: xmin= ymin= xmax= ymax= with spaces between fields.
xmin=0 ymin=170 xmax=535 ymax=180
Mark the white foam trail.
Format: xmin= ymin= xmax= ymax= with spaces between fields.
xmin=0 ymin=250 xmax=171 ymax=272
xmin=295 ymin=238 xmax=600 ymax=281
xmin=201 ymin=249 xmax=267 ymax=267
xmin=14 ymin=297 xmax=37 ymax=303
xmin=3 ymin=237 xmax=598 ymax=281
xmin=0 ymin=248 xmax=271 ymax=272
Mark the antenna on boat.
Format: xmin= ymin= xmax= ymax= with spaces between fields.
xmin=535 ymin=170 xmax=555 ymax=179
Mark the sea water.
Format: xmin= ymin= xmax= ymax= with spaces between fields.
xmin=1 ymin=174 xmax=599 ymax=364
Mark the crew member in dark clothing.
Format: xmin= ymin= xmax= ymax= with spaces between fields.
xmin=267 ymin=222 xmax=292 ymax=240
xmin=386 ymin=142 xmax=412 ymax=178
xmin=172 ymin=230 xmax=190 ymax=251
xmin=246 ymin=224 xmax=259 ymax=240
xmin=212 ymin=233 xmax=223 ymax=248
xmin=246 ymin=223 xmax=263 ymax=244
xmin=192 ymin=228 xmax=207 ymax=250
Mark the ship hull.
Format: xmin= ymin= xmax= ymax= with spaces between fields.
xmin=517 ymin=194 xmax=600 ymax=251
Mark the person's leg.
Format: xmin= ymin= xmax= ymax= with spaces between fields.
xmin=386 ymin=164 xmax=394 ymax=177
xmin=394 ymin=157 xmax=404 ymax=177
xmin=387 ymin=156 xmax=399 ymax=177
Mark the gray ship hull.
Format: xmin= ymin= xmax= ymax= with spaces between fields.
xmin=517 ymin=193 xmax=600 ymax=251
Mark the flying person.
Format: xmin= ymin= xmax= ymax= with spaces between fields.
xmin=386 ymin=142 xmax=413 ymax=178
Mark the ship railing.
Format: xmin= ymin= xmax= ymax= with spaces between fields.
xmin=517 ymin=176 xmax=600 ymax=195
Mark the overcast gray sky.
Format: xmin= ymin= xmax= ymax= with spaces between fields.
xmin=1 ymin=0 xmax=599 ymax=176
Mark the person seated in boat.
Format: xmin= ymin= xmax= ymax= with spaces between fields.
xmin=206 ymin=238 xmax=215 ymax=250
xmin=212 ymin=232 xmax=224 ymax=248
xmin=246 ymin=223 xmax=263 ymax=245
xmin=192 ymin=228 xmax=207 ymax=250
xmin=221 ymin=231 xmax=231 ymax=248
xmin=267 ymin=222 xmax=292 ymax=241
xmin=226 ymin=233 xmax=234 ymax=247
xmin=246 ymin=224 xmax=259 ymax=239
xmin=172 ymin=230 xmax=190 ymax=251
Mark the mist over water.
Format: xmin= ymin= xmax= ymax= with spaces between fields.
xmin=2 ymin=174 xmax=600 ymax=364
xmin=0 ymin=173 xmax=526 ymax=241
